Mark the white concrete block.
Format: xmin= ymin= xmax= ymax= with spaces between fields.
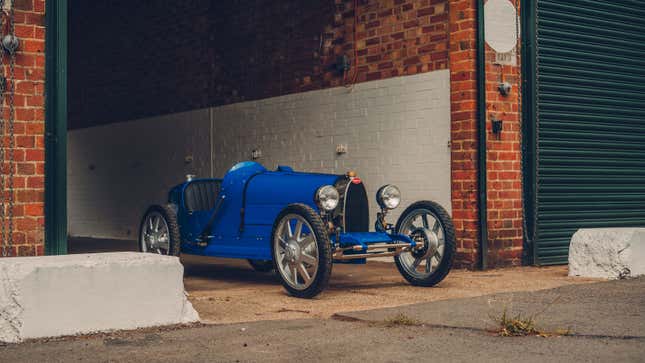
xmin=0 ymin=253 xmax=199 ymax=343
xmin=568 ymin=228 xmax=645 ymax=279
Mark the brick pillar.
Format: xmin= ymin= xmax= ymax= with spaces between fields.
xmin=483 ymin=3 xmax=523 ymax=267
xmin=449 ymin=0 xmax=523 ymax=268
xmin=1 ymin=0 xmax=46 ymax=256
xmin=449 ymin=0 xmax=479 ymax=268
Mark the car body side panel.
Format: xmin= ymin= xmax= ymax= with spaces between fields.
xmin=174 ymin=162 xmax=341 ymax=259
xmin=181 ymin=224 xmax=273 ymax=260
xmin=209 ymin=161 xmax=268 ymax=239
xmin=243 ymin=172 xmax=339 ymax=226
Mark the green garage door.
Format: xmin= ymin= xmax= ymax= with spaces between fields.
xmin=534 ymin=0 xmax=645 ymax=264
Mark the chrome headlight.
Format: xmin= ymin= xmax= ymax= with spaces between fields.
xmin=377 ymin=184 xmax=401 ymax=210
xmin=315 ymin=185 xmax=340 ymax=211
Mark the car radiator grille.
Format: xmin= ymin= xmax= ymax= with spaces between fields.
xmin=335 ymin=177 xmax=369 ymax=232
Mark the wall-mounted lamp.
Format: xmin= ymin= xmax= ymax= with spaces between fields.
xmin=498 ymin=82 xmax=511 ymax=96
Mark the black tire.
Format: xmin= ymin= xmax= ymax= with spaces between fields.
xmin=394 ymin=200 xmax=455 ymax=287
xmin=139 ymin=204 xmax=181 ymax=257
xmin=247 ymin=259 xmax=274 ymax=272
xmin=271 ymin=203 xmax=332 ymax=298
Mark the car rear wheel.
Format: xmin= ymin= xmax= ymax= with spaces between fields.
xmin=139 ymin=205 xmax=181 ymax=256
xmin=247 ymin=259 xmax=274 ymax=272
xmin=394 ymin=200 xmax=455 ymax=287
xmin=271 ymin=204 xmax=332 ymax=298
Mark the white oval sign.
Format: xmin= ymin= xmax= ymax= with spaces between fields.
xmin=484 ymin=0 xmax=518 ymax=53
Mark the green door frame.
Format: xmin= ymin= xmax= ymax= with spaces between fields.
xmin=520 ymin=0 xmax=537 ymax=265
xmin=44 ymin=0 xmax=68 ymax=255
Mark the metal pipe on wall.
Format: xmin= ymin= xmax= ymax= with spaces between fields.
xmin=476 ymin=0 xmax=489 ymax=269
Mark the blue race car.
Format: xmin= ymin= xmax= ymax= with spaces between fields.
xmin=139 ymin=161 xmax=455 ymax=298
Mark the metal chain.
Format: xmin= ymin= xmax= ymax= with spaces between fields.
xmin=0 ymin=0 xmax=7 ymax=257
xmin=0 ymin=0 xmax=16 ymax=257
xmin=6 ymin=0 xmax=15 ymax=257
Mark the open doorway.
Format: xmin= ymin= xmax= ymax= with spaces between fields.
xmin=61 ymin=1 xmax=453 ymax=256
xmin=65 ymin=1 xmax=216 ymax=254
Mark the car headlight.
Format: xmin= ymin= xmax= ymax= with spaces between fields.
xmin=377 ymin=184 xmax=401 ymax=210
xmin=315 ymin=185 xmax=340 ymax=211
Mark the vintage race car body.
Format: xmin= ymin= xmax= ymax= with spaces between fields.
xmin=142 ymin=161 xmax=455 ymax=298
xmin=168 ymin=161 xmax=413 ymax=262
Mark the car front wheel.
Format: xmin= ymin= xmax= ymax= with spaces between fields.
xmin=394 ymin=200 xmax=455 ymax=287
xmin=271 ymin=204 xmax=332 ymax=298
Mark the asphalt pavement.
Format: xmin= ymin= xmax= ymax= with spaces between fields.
xmin=2 ymin=277 xmax=643 ymax=362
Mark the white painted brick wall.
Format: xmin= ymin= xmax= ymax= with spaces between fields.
xmin=68 ymin=70 xmax=451 ymax=240
xmin=67 ymin=110 xmax=211 ymax=239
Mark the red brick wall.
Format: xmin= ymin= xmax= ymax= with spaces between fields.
xmin=68 ymin=0 xmax=449 ymax=129
xmin=331 ymin=0 xmax=449 ymax=85
xmin=484 ymin=3 xmax=523 ymax=267
xmin=448 ymin=0 xmax=479 ymax=268
xmin=448 ymin=0 xmax=523 ymax=268
xmin=1 ymin=0 xmax=46 ymax=256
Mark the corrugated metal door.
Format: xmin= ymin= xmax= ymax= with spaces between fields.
xmin=534 ymin=0 xmax=645 ymax=264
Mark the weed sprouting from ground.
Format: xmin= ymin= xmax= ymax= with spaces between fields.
xmin=492 ymin=299 xmax=573 ymax=337
xmin=383 ymin=313 xmax=422 ymax=327
xmin=494 ymin=309 xmax=540 ymax=336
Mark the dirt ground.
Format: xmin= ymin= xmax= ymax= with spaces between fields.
xmin=181 ymin=255 xmax=600 ymax=324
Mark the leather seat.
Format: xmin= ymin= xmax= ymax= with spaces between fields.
xmin=184 ymin=180 xmax=221 ymax=212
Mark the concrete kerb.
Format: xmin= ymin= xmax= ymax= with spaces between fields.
xmin=0 ymin=252 xmax=199 ymax=343
xmin=569 ymin=228 xmax=645 ymax=279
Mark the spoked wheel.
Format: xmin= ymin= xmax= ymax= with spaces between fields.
xmin=394 ymin=201 xmax=455 ymax=287
xmin=272 ymin=204 xmax=332 ymax=298
xmin=139 ymin=205 xmax=181 ymax=256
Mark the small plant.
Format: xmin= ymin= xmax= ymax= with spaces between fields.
xmin=383 ymin=313 xmax=422 ymax=327
xmin=491 ymin=296 xmax=572 ymax=337
xmin=492 ymin=309 xmax=574 ymax=337
xmin=494 ymin=309 xmax=539 ymax=337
